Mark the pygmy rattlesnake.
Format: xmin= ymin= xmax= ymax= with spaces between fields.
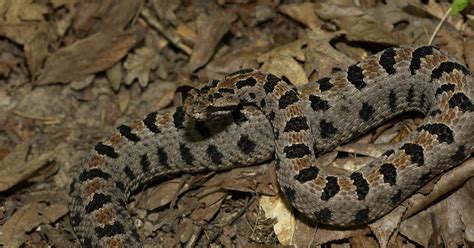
xmin=70 ymin=45 xmax=474 ymax=247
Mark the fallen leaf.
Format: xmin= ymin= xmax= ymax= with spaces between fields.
xmin=124 ymin=46 xmax=160 ymax=87
xmin=260 ymin=194 xmax=295 ymax=245
xmin=106 ymin=62 xmax=123 ymax=91
xmin=0 ymin=141 xmax=54 ymax=192
xmin=36 ymin=28 xmax=143 ymax=85
xmin=303 ymin=30 xmax=355 ymax=80
xmin=258 ymin=38 xmax=308 ymax=86
xmin=0 ymin=202 xmax=68 ymax=247
xmin=278 ymin=2 xmax=321 ymax=30
xmin=187 ymin=11 xmax=236 ymax=72
xmin=24 ymin=27 xmax=49 ymax=77
xmin=464 ymin=38 xmax=474 ymax=73
xmin=72 ymin=0 xmax=143 ymax=34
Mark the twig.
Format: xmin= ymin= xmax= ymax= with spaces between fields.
xmin=140 ymin=8 xmax=193 ymax=56
xmin=428 ymin=6 xmax=452 ymax=45
xmin=12 ymin=110 xmax=60 ymax=124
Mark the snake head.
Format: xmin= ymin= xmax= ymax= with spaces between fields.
xmin=184 ymin=81 xmax=240 ymax=120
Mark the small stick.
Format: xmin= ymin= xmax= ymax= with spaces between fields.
xmin=140 ymin=8 xmax=193 ymax=56
xmin=428 ymin=6 xmax=452 ymax=45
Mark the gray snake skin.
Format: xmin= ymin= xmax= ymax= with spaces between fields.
xmin=70 ymin=45 xmax=474 ymax=247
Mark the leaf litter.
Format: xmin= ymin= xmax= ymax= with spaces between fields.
xmin=0 ymin=0 xmax=473 ymax=247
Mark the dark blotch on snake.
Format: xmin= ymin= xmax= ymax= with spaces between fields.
xmin=401 ymin=143 xmax=424 ymax=166
xmin=278 ymin=90 xmax=299 ymax=109
xmin=264 ymin=74 xmax=280 ymax=93
xmin=435 ymin=84 xmax=455 ymax=96
xmin=417 ymin=123 xmax=454 ymax=144
xmin=320 ymin=120 xmax=338 ymax=138
xmin=207 ymin=145 xmax=223 ymax=164
xmin=284 ymin=116 xmax=310 ymax=132
xmin=94 ymin=142 xmax=119 ymax=159
xmin=409 ymin=46 xmax=434 ymax=75
xmin=95 ymin=221 xmax=125 ymax=238
xmin=173 ymin=107 xmax=186 ymax=129
xmin=359 ymin=102 xmax=375 ymax=122
xmin=123 ymin=166 xmax=136 ymax=180
xmin=143 ymin=112 xmax=160 ymax=133
xmin=321 ymin=176 xmax=340 ymax=201
xmin=85 ymin=193 xmax=112 ymax=214
xmin=379 ymin=47 xmax=397 ymax=75
xmin=317 ymin=77 xmax=333 ymax=91
xmin=79 ymin=169 xmax=111 ymax=182
xmin=179 ymin=143 xmax=194 ymax=165
xmin=309 ymin=95 xmax=330 ymax=111
xmin=388 ymin=90 xmax=397 ymax=112
xmin=314 ymin=208 xmax=332 ymax=223
xmin=350 ymin=172 xmax=369 ymax=200
xmin=347 ymin=64 xmax=367 ymax=90
xmin=431 ymin=61 xmax=470 ymax=80
xmin=236 ymin=77 xmax=258 ymax=89
xmin=117 ymin=125 xmax=140 ymax=142
xmin=448 ymin=92 xmax=473 ymax=112
xmin=238 ymin=135 xmax=256 ymax=154
xmin=284 ymin=144 xmax=312 ymax=159
xmin=379 ymin=163 xmax=397 ymax=186
xmin=294 ymin=166 xmax=320 ymax=183
xmin=157 ymin=147 xmax=169 ymax=167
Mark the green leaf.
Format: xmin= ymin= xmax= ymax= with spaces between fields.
xmin=451 ymin=0 xmax=469 ymax=15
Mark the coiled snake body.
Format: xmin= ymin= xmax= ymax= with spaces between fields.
xmin=70 ymin=45 xmax=474 ymax=247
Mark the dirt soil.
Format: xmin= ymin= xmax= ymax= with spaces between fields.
xmin=0 ymin=0 xmax=473 ymax=247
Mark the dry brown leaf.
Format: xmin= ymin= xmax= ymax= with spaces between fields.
xmin=369 ymin=206 xmax=407 ymax=248
xmin=0 ymin=141 xmax=54 ymax=192
xmin=0 ymin=0 xmax=52 ymax=78
xmin=137 ymin=178 xmax=184 ymax=210
xmin=315 ymin=2 xmax=366 ymax=19
xmin=24 ymin=28 xmax=49 ymax=77
xmin=117 ymin=87 xmax=130 ymax=113
xmin=0 ymin=23 xmax=41 ymax=45
xmin=72 ymin=0 xmax=142 ymax=34
xmin=70 ymin=74 xmax=94 ymax=90
xmin=435 ymin=30 xmax=464 ymax=60
xmin=400 ymin=178 xmax=474 ymax=247
xmin=187 ymin=11 xmax=235 ymax=72
xmin=338 ymin=15 xmax=398 ymax=44
xmin=259 ymin=39 xmax=308 ymax=86
xmin=2 ymin=0 xmax=48 ymax=23
xmin=124 ymin=46 xmax=160 ymax=87
xmin=403 ymin=158 xmax=474 ymax=220
xmin=0 ymin=52 xmax=21 ymax=77
xmin=106 ymin=62 xmax=123 ymax=91
xmin=36 ymin=29 xmax=143 ymax=85
xmin=303 ymin=30 xmax=356 ymax=79
xmin=278 ymin=2 xmax=321 ymax=30
xmin=349 ymin=235 xmax=379 ymax=247
xmin=203 ymin=48 xmax=263 ymax=79
xmin=212 ymin=165 xmax=269 ymax=194
xmin=49 ymin=0 xmax=68 ymax=9
xmin=191 ymin=191 xmax=227 ymax=222
xmin=0 ymin=202 xmax=68 ymax=247
xmin=407 ymin=1 xmax=464 ymax=30
xmin=151 ymin=0 xmax=181 ymax=25
xmin=314 ymin=3 xmax=398 ymax=45
xmin=312 ymin=226 xmax=370 ymax=246
xmin=464 ymin=38 xmax=474 ymax=73
xmin=260 ymin=194 xmax=295 ymax=245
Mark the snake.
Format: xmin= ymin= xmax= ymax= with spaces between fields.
xmin=69 ymin=45 xmax=474 ymax=247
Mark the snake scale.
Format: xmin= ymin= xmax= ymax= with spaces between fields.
xmin=69 ymin=45 xmax=474 ymax=247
